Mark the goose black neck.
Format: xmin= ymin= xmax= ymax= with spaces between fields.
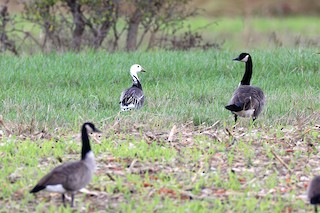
xmin=132 ymin=76 xmax=143 ymax=90
xmin=240 ymin=56 xmax=252 ymax=85
xmin=81 ymin=126 xmax=91 ymax=160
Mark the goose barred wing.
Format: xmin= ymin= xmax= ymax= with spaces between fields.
xmin=120 ymin=87 xmax=144 ymax=111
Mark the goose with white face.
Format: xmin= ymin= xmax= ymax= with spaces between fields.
xmin=130 ymin=64 xmax=146 ymax=81
xmin=120 ymin=64 xmax=147 ymax=111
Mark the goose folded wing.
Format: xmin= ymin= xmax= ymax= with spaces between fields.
xmin=36 ymin=162 xmax=84 ymax=187
xmin=63 ymin=162 xmax=91 ymax=190
xmin=35 ymin=165 xmax=69 ymax=188
xmin=226 ymin=93 xmax=255 ymax=112
xmin=120 ymin=88 xmax=144 ymax=106
xmin=240 ymin=87 xmax=265 ymax=110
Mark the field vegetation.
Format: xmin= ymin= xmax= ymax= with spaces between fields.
xmin=0 ymin=49 xmax=319 ymax=212
xmin=0 ymin=0 xmax=319 ymax=212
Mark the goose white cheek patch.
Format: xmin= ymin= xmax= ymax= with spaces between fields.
xmin=241 ymin=55 xmax=249 ymax=62
xmin=85 ymin=124 xmax=93 ymax=133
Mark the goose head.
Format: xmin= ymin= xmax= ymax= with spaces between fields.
xmin=130 ymin=64 xmax=146 ymax=77
xmin=81 ymin=122 xmax=100 ymax=163
xmin=83 ymin=122 xmax=101 ymax=134
xmin=233 ymin=53 xmax=251 ymax=63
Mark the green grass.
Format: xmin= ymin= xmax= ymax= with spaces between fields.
xmin=0 ymin=49 xmax=318 ymax=130
xmin=0 ymin=49 xmax=319 ymax=212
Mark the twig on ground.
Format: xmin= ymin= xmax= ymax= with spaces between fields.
xmin=79 ymin=188 xmax=99 ymax=196
xmin=129 ymin=159 xmax=138 ymax=172
xmin=241 ymin=177 xmax=257 ymax=189
xmin=111 ymin=111 xmax=122 ymax=128
xmin=106 ymin=173 xmax=116 ymax=181
xmin=168 ymin=125 xmax=177 ymax=142
xmin=270 ymin=149 xmax=292 ymax=172
xmin=225 ymin=128 xmax=237 ymax=146
xmin=198 ymin=120 xmax=220 ymax=132
xmin=181 ymin=120 xmax=193 ymax=128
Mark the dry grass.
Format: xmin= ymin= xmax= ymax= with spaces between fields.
xmin=1 ymin=112 xmax=319 ymax=212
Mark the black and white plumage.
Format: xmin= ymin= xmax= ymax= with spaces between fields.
xmin=308 ymin=176 xmax=320 ymax=213
xmin=225 ymin=53 xmax=265 ymax=123
xmin=120 ymin=64 xmax=146 ymax=111
xmin=30 ymin=122 xmax=100 ymax=207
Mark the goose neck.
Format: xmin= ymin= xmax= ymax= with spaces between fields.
xmin=131 ymin=75 xmax=142 ymax=90
xmin=240 ymin=56 xmax=252 ymax=85
xmin=81 ymin=127 xmax=92 ymax=160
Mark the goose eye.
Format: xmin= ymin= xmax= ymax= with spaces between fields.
xmin=137 ymin=65 xmax=140 ymax=68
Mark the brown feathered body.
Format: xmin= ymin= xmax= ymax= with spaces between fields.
xmin=31 ymin=156 xmax=95 ymax=193
xmin=227 ymin=85 xmax=265 ymax=119
xmin=30 ymin=122 xmax=99 ymax=207
xmin=308 ymin=176 xmax=320 ymax=205
xmin=225 ymin=53 xmax=265 ymax=122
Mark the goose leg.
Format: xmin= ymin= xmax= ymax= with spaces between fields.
xmin=315 ymin=205 xmax=318 ymax=213
xmin=62 ymin=194 xmax=66 ymax=207
xmin=70 ymin=193 xmax=75 ymax=207
xmin=252 ymin=117 xmax=256 ymax=123
xmin=234 ymin=115 xmax=238 ymax=123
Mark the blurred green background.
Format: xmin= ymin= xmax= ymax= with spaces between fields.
xmin=1 ymin=0 xmax=319 ymax=50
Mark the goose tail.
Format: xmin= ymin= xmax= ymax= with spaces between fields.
xmin=225 ymin=104 xmax=243 ymax=112
xmin=30 ymin=185 xmax=45 ymax=193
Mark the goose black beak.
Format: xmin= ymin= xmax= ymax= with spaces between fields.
xmin=141 ymin=67 xmax=146 ymax=72
xmin=233 ymin=57 xmax=240 ymax=61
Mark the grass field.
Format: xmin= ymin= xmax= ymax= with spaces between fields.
xmin=0 ymin=49 xmax=319 ymax=212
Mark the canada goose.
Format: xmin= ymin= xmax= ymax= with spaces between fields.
xmin=225 ymin=53 xmax=265 ymax=123
xmin=308 ymin=176 xmax=320 ymax=213
xmin=30 ymin=122 xmax=100 ymax=207
xmin=120 ymin=64 xmax=146 ymax=111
